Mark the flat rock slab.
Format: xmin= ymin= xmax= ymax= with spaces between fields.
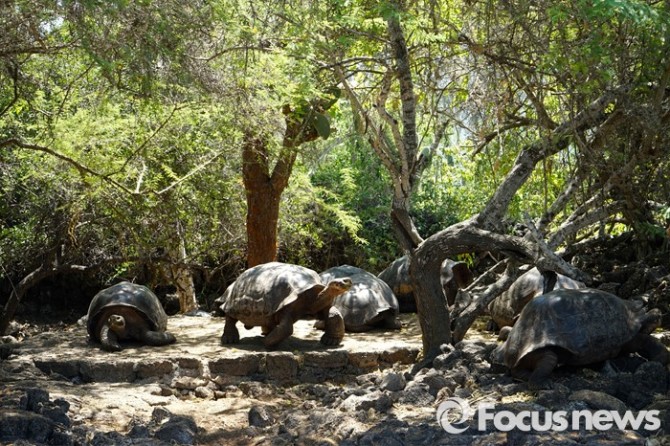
xmin=12 ymin=314 xmax=423 ymax=383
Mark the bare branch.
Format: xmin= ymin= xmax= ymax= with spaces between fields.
xmin=536 ymin=175 xmax=580 ymax=232
xmin=477 ymin=87 xmax=627 ymax=229
xmin=548 ymin=200 xmax=625 ymax=249
xmin=1 ymin=138 xmax=135 ymax=195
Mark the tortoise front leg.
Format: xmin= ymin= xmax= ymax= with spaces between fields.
xmin=221 ymin=316 xmax=241 ymax=344
xmin=141 ymin=330 xmax=177 ymax=346
xmin=99 ymin=325 xmax=122 ymax=352
xmin=264 ymin=314 xmax=293 ymax=348
xmin=623 ymin=333 xmax=669 ymax=364
xmin=320 ymin=306 xmax=345 ymax=347
xmin=383 ymin=314 xmax=402 ymax=330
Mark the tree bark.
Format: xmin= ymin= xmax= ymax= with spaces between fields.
xmin=169 ymin=219 xmax=197 ymax=313
xmin=386 ymin=11 xmax=424 ymax=252
xmin=242 ymin=133 xmax=289 ymax=267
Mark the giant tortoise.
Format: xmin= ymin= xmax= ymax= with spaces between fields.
xmin=216 ymin=262 xmax=352 ymax=348
xmin=320 ymin=265 xmax=401 ymax=332
xmin=378 ymin=256 xmax=473 ymax=312
xmin=492 ymin=288 xmax=669 ymax=386
xmin=87 ymin=282 xmax=176 ymax=352
xmin=488 ymin=267 xmax=584 ymax=330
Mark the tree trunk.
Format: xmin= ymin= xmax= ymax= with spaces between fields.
xmin=409 ymin=91 xmax=621 ymax=362
xmin=244 ymin=177 xmax=283 ymax=267
xmin=242 ymin=100 xmax=328 ymax=267
xmin=242 ymin=133 xmax=287 ymax=267
xmin=410 ymin=220 xmax=537 ymax=360
xmin=169 ymin=219 xmax=197 ymax=313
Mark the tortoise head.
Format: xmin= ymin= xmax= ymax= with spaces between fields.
xmin=489 ymin=326 xmax=513 ymax=367
xmin=316 ymin=277 xmax=353 ymax=305
xmin=640 ymin=308 xmax=662 ymax=335
xmin=107 ymin=314 xmax=127 ymax=334
xmin=497 ymin=326 xmax=513 ymax=342
xmin=328 ymin=277 xmax=353 ymax=294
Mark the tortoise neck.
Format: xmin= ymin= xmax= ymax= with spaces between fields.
xmin=314 ymin=287 xmax=339 ymax=308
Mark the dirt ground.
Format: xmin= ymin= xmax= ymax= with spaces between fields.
xmin=1 ymin=313 xmax=449 ymax=444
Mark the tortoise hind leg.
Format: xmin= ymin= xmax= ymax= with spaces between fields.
xmin=221 ymin=316 xmax=241 ymax=344
xmin=514 ymin=347 xmax=559 ymax=389
xmin=141 ymin=330 xmax=177 ymax=346
xmin=383 ymin=313 xmax=402 ymax=330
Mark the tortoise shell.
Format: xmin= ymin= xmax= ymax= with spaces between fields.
xmin=496 ymin=288 xmax=651 ymax=369
xmin=321 ymin=265 xmax=398 ymax=329
xmin=87 ymin=281 xmax=169 ymax=342
xmin=489 ymin=267 xmax=584 ymax=329
xmin=218 ymin=262 xmax=328 ymax=327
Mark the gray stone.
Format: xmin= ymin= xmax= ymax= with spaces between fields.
xmin=265 ymin=353 xmax=298 ymax=381
xmin=128 ymin=422 xmax=151 ymax=439
xmin=90 ymin=431 xmax=129 ymax=446
xmin=355 ymin=372 xmax=379 ymax=386
xmin=506 ymin=431 xmax=579 ymax=446
xmin=456 ymin=340 xmax=491 ymax=360
xmin=249 ymin=405 xmax=274 ymax=428
xmin=414 ymin=369 xmax=454 ymax=396
xmin=19 ymin=388 xmax=49 ymax=411
xmin=209 ymin=355 xmax=262 ymax=376
xmin=535 ymin=384 xmax=570 ymax=410
xmin=635 ymin=360 xmax=669 ymax=394
xmin=397 ymin=382 xmax=434 ymax=405
xmin=340 ymin=390 xmax=393 ymax=413
xmin=348 ymin=352 xmax=379 ymax=370
xmin=80 ymin=360 xmax=136 ymax=382
xmin=194 ymin=386 xmax=214 ymax=399
xmin=304 ymin=351 xmax=348 ymax=368
xmin=154 ymin=418 xmax=197 ymax=445
xmin=39 ymin=404 xmax=70 ymax=427
xmin=172 ymin=376 xmax=208 ymax=391
xmin=433 ymin=349 xmax=463 ymax=370
xmin=33 ymin=360 xmax=81 ymax=379
xmin=239 ymin=381 xmax=275 ymax=399
xmin=380 ymin=372 xmax=406 ymax=392
xmin=152 ymin=407 xmax=172 ymax=424
xmin=134 ymin=359 xmax=174 ymax=379
xmin=177 ymin=357 xmax=204 ymax=377
xmin=0 ymin=410 xmax=54 ymax=443
xmin=380 ymin=347 xmax=419 ymax=364
xmin=569 ymin=389 xmax=628 ymax=413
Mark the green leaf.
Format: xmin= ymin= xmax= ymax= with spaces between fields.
xmin=311 ymin=113 xmax=331 ymax=139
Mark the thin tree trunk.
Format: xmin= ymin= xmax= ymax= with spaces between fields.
xmin=169 ymin=219 xmax=197 ymax=313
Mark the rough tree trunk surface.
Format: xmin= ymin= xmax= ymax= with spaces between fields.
xmin=242 ymin=134 xmax=288 ymax=268
xmin=170 ymin=220 xmax=197 ymax=313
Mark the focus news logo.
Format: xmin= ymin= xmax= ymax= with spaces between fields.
xmin=436 ymin=397 xmax=661 ymax=433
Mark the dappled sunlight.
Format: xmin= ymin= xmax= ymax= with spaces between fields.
xmin=12 ymin=312 xmax=506 ymax=371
